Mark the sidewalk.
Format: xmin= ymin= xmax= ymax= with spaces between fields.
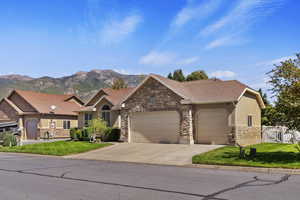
xmin=190 ymin=164 xmax=300 ymax=175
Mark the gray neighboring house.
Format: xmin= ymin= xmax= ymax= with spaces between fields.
xmin=118 ymin=74 xmax=265 ymax=146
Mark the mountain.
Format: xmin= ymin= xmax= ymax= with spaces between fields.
xmin=0 ymin=70 xmax=145 ymax=102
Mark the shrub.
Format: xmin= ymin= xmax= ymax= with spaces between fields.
xmin=102 ymin=128 xmax=121 ymax=142
xmin=70 ymin=128 xmax=78 ymax=140
xmin=82 ymin=127 xmax=93 ymax=141
xmin=76 ymin=129 xmax=83 ymax=141
xmin=3 ymin=132 xmax=17 ymax=147
xmin=89 ymin=118 xmax=107 ymax=137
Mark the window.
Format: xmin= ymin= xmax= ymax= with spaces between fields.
xmin=247 ymin=115 xmax=253 ymax=127
xmin=63 ymin=120 xmax=71 ymax=129
xmin=84 ymin=113 xmax=93 ymax=127
xmin=101 ymin=105 xmax=111 ymax=126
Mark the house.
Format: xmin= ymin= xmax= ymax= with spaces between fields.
xmin=0 ymin=110 xmax=18 ymax=133
xmin=78 ymin=87 xmax=135 ymax=128
xmin=120 ymin=74 xmax=265 ymax=146
xmin=79 ymin=74 xmax=265 ymax=146
xmin=0 ymin=90 xmax=84 ymax=140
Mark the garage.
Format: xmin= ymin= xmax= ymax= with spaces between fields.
xmin=196 ymin=108 xmax=229 ymax=145
xmin=130 ymin=111 xmax=180 ymax=143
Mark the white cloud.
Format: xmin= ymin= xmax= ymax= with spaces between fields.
xmin=177 ymin=56 xmax=200 ymax=65
xmin=200 ymin=0 xmax=285 ymax=49
xmin=139 ymin=51 xmax=200 ymax=66
xmin=205 ymin=36 xmax=233 ymax=49
xmin=201 ymin=0 xmax=284 ymax=36
xmin=210 ymin=70 xmax=236 ymax=78
xmin=139 ymin=51 xmax=176 ymax=66
xmin=250 ymin=77 xmax=270 ymax=90
xmin=100 ymin=14 xmax=142 ymax=45
xmin=257 ymin=55 xmax=297 ymax=66
xmin=171 ymin=0 xmax=222 ymax=29
xmin=113 ymin=69 xmax=143 ymax=75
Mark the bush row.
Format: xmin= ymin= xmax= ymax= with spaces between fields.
xmin=70 ymin=127 xmax=120 ymax=142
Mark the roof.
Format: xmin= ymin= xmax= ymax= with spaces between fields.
xmin=122 ymin=74 xmax=265 ymax=108
xmin=101 ymin=88 xmax=135 ymax=105
xmin=9 ymin=90 xmax=84 ymax=116
xmin=0 ymin=121 xmax=18 ymax=128
xmin=79 ymin=87 xmax=134 ymax=112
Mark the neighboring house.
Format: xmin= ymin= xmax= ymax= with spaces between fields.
xmin=0 ymin=110 xmax=18 ymax=133
xmin=78 ymin=88 xmax=134 ymax=128
xmin=119 ymin=74 xmax=265 ymax=146
xmin=0 ymin=90 xmax=84 ymax=140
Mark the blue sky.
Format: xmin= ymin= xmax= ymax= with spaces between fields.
xmin=0 ymin=0 xmax=299 ymax=92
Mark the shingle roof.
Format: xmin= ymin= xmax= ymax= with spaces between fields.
xmin=11 ymin=90 xmax=83 ymax=116
xmin=123 ymin=74 xmax=265 ymax=108
xmin=101 ymin=88 xmax=135 ymax=105
xmin=79 ymin=87 xmax=135 ymax=112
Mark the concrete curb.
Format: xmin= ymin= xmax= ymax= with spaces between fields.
xmin=189 ymin=164 xmax=300 ymax=175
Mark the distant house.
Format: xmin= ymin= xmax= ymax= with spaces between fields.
xmin=0 ymin=110 xmax=17 ymax=133
xmin=0 ymin=90 xmax=84 ymax=140
xmin=79 ymin=74 xmax=265 ymax=146
xmin=78 ymin=87 xmax=134 ymax=128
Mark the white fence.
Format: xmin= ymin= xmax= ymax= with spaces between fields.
xmin=262 ymin=126 xmax=300 ymax=143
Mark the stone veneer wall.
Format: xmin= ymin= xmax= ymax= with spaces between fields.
xmin=120 ymin=77 xmax=194 ymax=144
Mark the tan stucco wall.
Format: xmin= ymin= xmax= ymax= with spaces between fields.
xmin=235 ymin=92 xmax=262 ymax=145
xmin=21 ymin=115 xmax=78 ymax=140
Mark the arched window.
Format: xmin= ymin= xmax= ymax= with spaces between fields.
xmin=101 ymin=105 xmax=111 ymax=126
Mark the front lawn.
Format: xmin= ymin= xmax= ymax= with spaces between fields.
xmin=193 ymin=143 xmax=300 ymax=169
xmin=0 ymin=141 xmax=112 ymax=156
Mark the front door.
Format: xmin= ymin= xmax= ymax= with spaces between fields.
xmin=26 ymin=119 xmax=39 ymax=139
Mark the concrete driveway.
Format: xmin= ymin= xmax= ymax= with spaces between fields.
xmin=65 ymin=143 xmax=222 ymax=166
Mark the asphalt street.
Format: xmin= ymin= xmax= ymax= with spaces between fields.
xmin=0 ymin=153 xmax=299 ymax=200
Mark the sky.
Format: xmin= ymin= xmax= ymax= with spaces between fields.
xmin=0 ymin=0 xmax=299 ymax=93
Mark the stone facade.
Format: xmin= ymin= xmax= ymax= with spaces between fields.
xmin=120 ymin=77 xmax=194 ymax=144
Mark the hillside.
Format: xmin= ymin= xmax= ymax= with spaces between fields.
xmin=0 ymin=70 xmax=145 ymax=102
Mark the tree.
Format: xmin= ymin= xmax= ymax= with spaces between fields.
xmin=186 ymin=70 xmax=208 ymax=81
xmin=268 ymin=54 xmax=300 ymax=130
xmin=167 ymin=73 xmax=173 ymax=80
xmin=172 ymin=69 xmax=185 ymax=82
xmin=111 ymin=78 xmax=128 ymax=90
xmin=89 ymin=118 xmax=107 ymax=137
xmin=258 ymin=88 xmax=270 ymax=106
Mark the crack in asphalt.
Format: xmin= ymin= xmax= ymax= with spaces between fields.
xmin=0 ymin=168 xmax=226 ymax=200
xmin=0 ymin=165 xmax=291 ymax=200
xmin=202 ymin=174 xmax=291 ymax=200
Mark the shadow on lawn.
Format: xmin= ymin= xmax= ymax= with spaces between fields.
xmin=223 ymin=151 xmax=300 ymax=164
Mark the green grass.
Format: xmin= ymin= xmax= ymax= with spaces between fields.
xmin=0 ymin=141 xmax=112 ymax=156
xmin=193 ymin=143 xmax=300 ymax=169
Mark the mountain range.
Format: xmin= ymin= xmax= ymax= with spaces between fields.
xmin=0 ymin=70 xmax=145 ymax=103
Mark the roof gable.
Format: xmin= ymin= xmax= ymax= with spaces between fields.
xmin=8 ymin=90 xmax=83 ymax=116
xmin=86 ymin=90 xmax=108 ymax=106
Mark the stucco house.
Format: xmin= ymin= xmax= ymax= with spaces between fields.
xmin=79 ymin=74 xmax=265 ymax=146
xmin=0 ymin=90 xmax=84 ymax=140
xmin=78 ymin=87 xmax=134 ymax=128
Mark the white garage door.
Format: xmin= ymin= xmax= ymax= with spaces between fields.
xmin=130 ymin=111 xmax=180 ymax=143
xmin=196 ymin=108 xmax=229 ymax=144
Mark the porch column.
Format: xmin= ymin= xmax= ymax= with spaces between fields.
xmin=179 ymin=106 xmax=194 ymax=144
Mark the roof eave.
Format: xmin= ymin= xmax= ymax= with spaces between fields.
xmin=181 ymin=99 xmax=237 ymax=105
